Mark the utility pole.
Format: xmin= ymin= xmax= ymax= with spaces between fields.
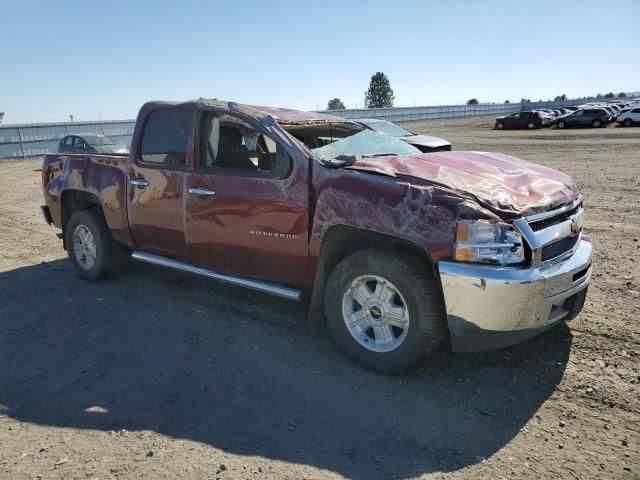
xmin=98 ymin=110 xmax=105 ymax=134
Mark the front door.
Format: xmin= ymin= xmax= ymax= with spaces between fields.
xmin=568 ymin=110 xmax=584 ymax=126
xmin=184 ymin=111 xmax=309 ymax=286
xmin=127 ymin=106 xmax=195 ymax=259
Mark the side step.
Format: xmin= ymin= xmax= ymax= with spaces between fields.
xmin=131 ymin=251 xmax=302 ymax=301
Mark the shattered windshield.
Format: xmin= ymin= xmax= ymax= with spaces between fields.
xmin=311 ymin=129 xmax=421 ymax=162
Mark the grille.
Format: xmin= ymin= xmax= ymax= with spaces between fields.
xmin=541 ymin=234 xmax=580 ymax=262
xmin=529 ymin=203 xmax=582 ymax=232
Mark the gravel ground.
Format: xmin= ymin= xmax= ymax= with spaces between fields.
xmin=0 ymin=116 xmax=638 ymax=480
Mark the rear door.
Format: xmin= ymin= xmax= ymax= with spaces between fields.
xmin=631 ymin=108 xmax=640 ymax=122
xmin=127 ymin=105 xmax=195 ymax=259
xmin=183 ymin=110 xmax=310 ymax=286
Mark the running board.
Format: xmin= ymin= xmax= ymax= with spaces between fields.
xmin=131 ymin=251 xmax=302 ymax=301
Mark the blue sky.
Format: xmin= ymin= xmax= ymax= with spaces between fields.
xmin=2 ymin=0 xmax=639 ymax=124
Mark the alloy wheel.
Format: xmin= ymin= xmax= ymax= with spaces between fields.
xmin=342 ymin=275 xmax=410 ymax=353
xmin=73 ymin=224 xmax=97 ymax=270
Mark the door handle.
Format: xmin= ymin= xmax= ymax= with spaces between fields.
xmin=130 ymin=178 xmax=149 ymax=188
xmin=188 ymin=187 xmax=216 ymax=196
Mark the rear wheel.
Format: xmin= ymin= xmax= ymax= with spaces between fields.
xmin=65 ymin=209 xmax=128 ymax=280
xmin=623 ymin=118 xmax=633 ymax=127
xmin=592 ymin=119 xmax=602 ymax=128
xmin=325 ymin=248 xmax=446 ymax=374
xmin=557 ymin=120 xmax=567 ymax=129
xmin=527 ymin=121 xmax=537 ymax=129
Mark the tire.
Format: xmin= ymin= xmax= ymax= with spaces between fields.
xmin=495 ymin=122 xmax=504 ymax=130
xmin=324 ymin=248 xmax=447 ymax=374
xmin=624 ymin=118 xmax=633 ymax=127
xmin=557 ymin=120 xmax=566 ymax=129
xmin=592 ymin=119 xmax=602 ymax=128
xmin=527 ymin=121 xmax=537 ymax=129
xmin=65 ymin=209 xmax=127 ymax=280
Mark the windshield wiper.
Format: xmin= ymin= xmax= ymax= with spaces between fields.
xmin=360 ymin=153 xmax=399 ymax=158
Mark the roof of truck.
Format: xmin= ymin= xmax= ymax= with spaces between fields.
xmin=194 ymin=98 xmax=350 ymax=125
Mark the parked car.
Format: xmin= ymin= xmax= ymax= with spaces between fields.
xmin=553 ymin=109 xmax=611 ymax=128
xmin=616 ymin=107 xmax=640 ymax=127
xmin=40 ymin=99 xmax=591 ymax=374
xmin=58 ymin=134 xmax=129 ymax=154
xmin=353 ymin=118 xmax=451 ymax=152
xmin=495 ymin=111 xmax=546 ymax=129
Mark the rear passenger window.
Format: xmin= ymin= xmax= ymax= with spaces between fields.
xmin=140 ymin=108 xmax=193 ymax=166
xmin=64 ymin=137 xmax=74 ymax=147
xmin=198 ymin=112 xmax=281 ymax=176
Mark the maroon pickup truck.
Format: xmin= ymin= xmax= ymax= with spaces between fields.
xmin=40 ymin=99 xmax=592 ymax=373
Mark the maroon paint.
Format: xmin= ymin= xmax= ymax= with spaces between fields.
xmin=41 ymin=99 xmax=580 ymax=291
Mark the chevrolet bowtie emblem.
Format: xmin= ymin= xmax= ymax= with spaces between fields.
xmin=571 ymin=217 xmax=583 ymax=234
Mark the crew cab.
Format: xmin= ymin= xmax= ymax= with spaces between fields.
xmin=40 ymin=99 xmax=592 ymax=373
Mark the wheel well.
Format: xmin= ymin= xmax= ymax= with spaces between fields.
xmin=307 ymin=225 xmax=436 ymax=323
xmin=61 ymin=190 xmax=103 ymax=248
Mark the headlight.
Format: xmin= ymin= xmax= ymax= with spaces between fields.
xmin=454 ymin=220 xmax=525 ymax=265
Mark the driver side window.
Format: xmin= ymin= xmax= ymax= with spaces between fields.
xmin=73 ymin=137 xmax=86 ymax=149
xmin=198 ymin=112 xmax=290 ymax=178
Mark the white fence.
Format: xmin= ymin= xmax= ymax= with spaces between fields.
xmin=0 ymin=99 xmax=590 ymax=159
xmin=322 ymin=99 xmax=586 ymax=122
xmin=0 ymin=120 xmax=135 ymax=159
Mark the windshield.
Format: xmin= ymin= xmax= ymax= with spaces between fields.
xmin=362 ymin=120 xmax=413 ymax=137
xmin=84 ymin=135 xmax=119 ymax=146
xmin=311 ymin=130 xmax=421 ymax=161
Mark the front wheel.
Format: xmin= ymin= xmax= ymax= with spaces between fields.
xmin=495 ymin=122 xmax=504 ymax=130
xmin=527 ymin=121 xmax=537 ymax=129
xmin=557 ymin=120 xmax=567 ymax=129
xmin=623 ymin=118 xmax=633 ymax=127
xmin=325 ymin=248 xmax=447 ymax=374
xmin=65 ymin=209 xmax=128 ymax=280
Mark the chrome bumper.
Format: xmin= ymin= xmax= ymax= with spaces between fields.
xmin=438 ymin=239 xmax=592 ymax=352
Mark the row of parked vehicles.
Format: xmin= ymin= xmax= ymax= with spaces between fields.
xmin=494 ymin=101 xmax=640 ymax=130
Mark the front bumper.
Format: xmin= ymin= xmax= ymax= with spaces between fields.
xmin=438 ymin=239 xmax=592 ymax=352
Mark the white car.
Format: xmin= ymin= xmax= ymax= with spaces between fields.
xmin=616 ymin=107 xmax=640 ymax=127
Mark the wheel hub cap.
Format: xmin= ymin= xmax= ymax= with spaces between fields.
xmin=342 ymin=275 xmax=410 ymax=353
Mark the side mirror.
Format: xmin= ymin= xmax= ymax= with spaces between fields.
xmin=273 ymin=149 xmax=292 ymax=179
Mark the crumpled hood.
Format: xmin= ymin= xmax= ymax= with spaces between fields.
xmin=400 ymin=134 xmax=451 ymax=149
xmin=347 ymin=151 xmax=579 ymax=219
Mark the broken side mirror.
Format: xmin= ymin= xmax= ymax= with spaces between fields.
xmin=273 ymin=149 xmax=292 ymax=179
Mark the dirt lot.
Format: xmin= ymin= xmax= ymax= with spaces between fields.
xmin=1 ymin=116 xmax=638 ymax=480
